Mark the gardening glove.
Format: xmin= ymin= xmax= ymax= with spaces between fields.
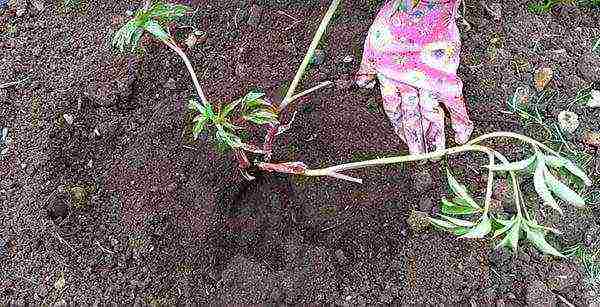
xmin=356 ymin=0 xmax=473 ymax=155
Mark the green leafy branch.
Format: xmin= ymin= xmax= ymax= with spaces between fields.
xmin=112 ymin=1 xmax=210 ymax=109
xmin=112 ymin=1 xmax=339 ymax=175
xmin=188 ymin=92 xmax=278 ymax=150
xmin=528 ymin=0 xmax=599 ymax=13
xmin=259 ymin=132 xmax=592 ymax=257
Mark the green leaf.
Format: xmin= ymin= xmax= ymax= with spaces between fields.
xmin=112 ymin=19 xmax=141 ymax=52
xmin=446 ymin=169 xmax=481 ymax=210
xmin=202 ymin=103 xmax=216 ymax=120
xmin=438 ymin=214 xmax=475 ymax=227
xmin=221 ymin=121 xmax=243 ymax=131
xmin=453 ymin=197 xmax=478 ymax=209
xmin=452 ymin=227 xmax=470 ymax=236
xmin=129 ymin=28 xmax=144 ymax=52
xmin=496 ymin=217 xmax=521 ymax=252
xmin=522 ymin=223 xmax=565 ymax=258
xmin=544 ymin=170 xmax=586 ymax=208
xmin=148 ymin=2 xmax=189 ymax=21
xmin=243 ymin=110 xmax=279 ymax=125
xmin=525 ymin=219 xmax=562 ymax=235
xmin=220 ymin=99 xmax=242 ymax=118
xmin=243 ymin=92 xmax=272 ymax=109
xmin=428 ymin=217 xmax=456 ymax=229
xmin=441 ymin=198 xmax=478 ymax=215
xmin=493 ymin=217 xmax=514 ymax=238
xmin=246 ymin=98 xmax=272 ymax=109
xmin=189 ymin=99 xmax=216 ymax=121
xmin=461 ymin=215 xmax=492 ymax=239
xmin=545 ymin=156 xmax=592 ymax=186
xmin=485 ymin=156 xmax=535 ymax=172
xmin=192 ymin=114 xmax=206 ymax=123
xmin=244 ymin=91 xmax=266 ymax=102
xmin=534 ymin=156 xmax=563 ymax=214
xmin=188 ymin=99 xmax=202 ymax=111
xmin=143 ymin=19 xmax=170 ymax=42
xmin=429 ymin=218 xmax=470 ymax=236
xmin=216 ymin=127 xmax=242 ymax=148
xmin=192 ymin=118 xmax=207 ymax=140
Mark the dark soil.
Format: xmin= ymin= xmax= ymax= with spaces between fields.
xmin=1 ymin=0 xmax=599 ymax=304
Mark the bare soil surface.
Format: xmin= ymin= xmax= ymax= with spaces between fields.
xmin=1 ymin=0 xmax=599 ymax=304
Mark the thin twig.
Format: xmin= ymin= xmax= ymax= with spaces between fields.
xmin=277 ymin=10 xmax=301 ymax=31
xmin=279 ymin=0 xmax=341 ymax=111
xmin=94 ymin=241 xmax=115 ymax=254
xmin=287 ymin=81 xmax=333 ymax=104
xmin=182 ymin=145 xmax=199 ymax=151
xmin=53 ymin=232 xmax=75 ymax=253
xmin=554 ymin=293 xmax=575 ymax=307
xmin=0 ymin=77 xmax=29 ymax=89
xmin=164 ymin=40 xmax=210 ymax=108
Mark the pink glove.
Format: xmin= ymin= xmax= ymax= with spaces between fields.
xmin=357 ymin=0 xmax=473 ymax=155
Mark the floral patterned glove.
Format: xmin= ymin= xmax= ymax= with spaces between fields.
xmin=357 ymin=0 xmax=473 ymax=155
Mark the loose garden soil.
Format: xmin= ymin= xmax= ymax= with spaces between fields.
xmin=1 ymin=0 xmax=599 ymax=304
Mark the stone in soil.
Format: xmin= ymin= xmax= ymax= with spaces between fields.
xmin=418 ymin=197 xmax=434 ymax=213
xmin=412 ymin=169 xmax=433 ymax=192
xmin=584 ymin=225 xmax=600 ymax=250
xmin=46 ymin=196 xmax=68 ymax=220
xmin=577 ymin=53 xmax=600 ymax=83
xmin=311 ymin=49 xmax=326 ymax=66
xmin=546 ymin=262 xmax=581 ymax=291
xmin=164 ymin=78 xmax=177 ymax=90
xmin=9 ymin=0 xmax=27 ymax=16
xmin=526 ymin=279 xmax=557 ymax=306
xmin=247 ymin=4 xmax=262 ymax=27
xmin=31 ymin=0 xmax=44 ymax=12
xmin=0 ymin=238 xmax=6 ymax=257
xmin=335 ymin=74 xmax=354 ymax=90
xmin=335 ymin=249 xmax=347 ymax=265
xmin=406 ymin=210 xmax=430 ymax=233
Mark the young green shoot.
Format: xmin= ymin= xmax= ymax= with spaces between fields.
xmin=258 ymin=131 xmax=592 ymax=257
xmin=111 ymin=1 xmax=209 ymax=107
xmin=112 ymin=0 xmax=341 ymax=178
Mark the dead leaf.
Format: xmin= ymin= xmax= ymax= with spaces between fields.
xmin=534 ymin=67 xmax=553 ymax=91
xmin=583 ymin=131 xmax=600 ymax=147
xmin=558 ymin=111 xmax=579 ymax=133
xmin=587 ymin=90 xmax=600 ymax=108
xmin=54 ymin=272 xmax=65 ymax=291
xmin=184 ymin=33 xmax=197 ymax=48
xmin=508 ymin=86 xmax=529 ymax=111
xmin=62 ymin=114 xmax=74 ymax=125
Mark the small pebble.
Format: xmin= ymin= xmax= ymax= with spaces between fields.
xmin=335 ymin=77 xmax=353 ymax=89
xmin=587 ymin=90 xmax=600 ymax=108
xmin=63 ymin=114 xmax=74 ymax=125
xmin=311 ymin=49 xmax=326 ymax=66
xmin=557 ymin=111 xmax=579 ymax=133
xmin=342 ymin=55 xmax=354 ymax=63
xmin=166 ymin=182 xmax=177 ymax=192
xmin=184 ymin=33 xmax=197 ymax=48
xmin=164 ymin=78 xmax=177 ymax=90
xmin=0 ymin=238 xmax=7 ymax=257
xmin=335 ymin=249 xmax=347 ymax=264
xmin=247 ymin=4 xmax=262 ymax=27
xmin=31 ymin=0 xmax=44 ymax=12
xmin=16 ymin=8 xmax=26 ymax=17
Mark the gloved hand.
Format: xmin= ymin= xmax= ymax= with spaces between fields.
xmin=356 ymin=0 xmax=473 ymax=155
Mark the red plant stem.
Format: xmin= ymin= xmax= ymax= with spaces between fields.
xmin=262 ymin=124 xmax=279 ymax=161
xmin=234 ymin=149 xmax=251 ymax=169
